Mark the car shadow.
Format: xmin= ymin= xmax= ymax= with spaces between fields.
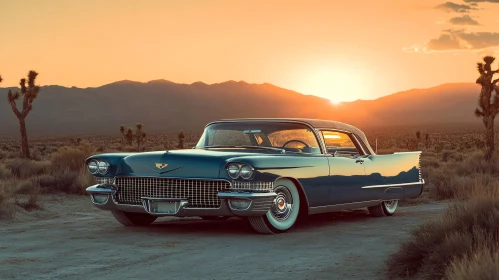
xmin=117 ymin=209 xmax=375 ymax=236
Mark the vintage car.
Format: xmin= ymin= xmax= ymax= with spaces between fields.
xmin=85 ymin=118 xmax=424 ymax=234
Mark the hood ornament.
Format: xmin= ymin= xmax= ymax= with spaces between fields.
xmin=155 ymin=163 xmax=169 ymax=169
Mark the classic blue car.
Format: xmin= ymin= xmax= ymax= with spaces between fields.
xmin=86 ymin=118 xmax=424 ymax=234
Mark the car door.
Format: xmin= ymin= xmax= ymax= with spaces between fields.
xmin=320 ymin=130 xmax=367 ymax=205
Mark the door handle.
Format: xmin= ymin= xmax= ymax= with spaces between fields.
xmin=355 ymin=159 xmax=364 ymax=164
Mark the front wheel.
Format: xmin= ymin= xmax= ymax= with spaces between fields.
xmin=247 ymin=179 xmax=300 ymax=234
xmin=368 ymin=200 xmax=398 ymax=217
xmin=111 ymin=210 xmax=158 ymax=226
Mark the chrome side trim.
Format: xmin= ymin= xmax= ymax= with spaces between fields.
xmin=309 ymin=200 xmax=381 ymax=214
xmin=362 ymin=179 xmax=425 ymax=189
xmin=394 ymin=151 xmax=423 ymax=154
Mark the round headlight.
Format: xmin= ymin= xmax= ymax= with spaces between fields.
xmin=240 ymin=164 xmax=254 ymax=179
xmin=97 ymin=160 xmax=110 ymax=175
xmin=227 ymin=164 xmax=241 ymax=179
xmin=87 ymin=160 xmax=98 ymax=174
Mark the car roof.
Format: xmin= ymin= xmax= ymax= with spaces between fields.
xmin=210 ymin=118 xmax=375 ymax=154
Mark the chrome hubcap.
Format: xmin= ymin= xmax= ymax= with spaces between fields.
xmin=384 ymin=200 xmax=397 ymax=210
xmin=270 ymin=186 xmax=293 ymax=221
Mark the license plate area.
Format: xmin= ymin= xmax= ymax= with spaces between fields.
xmin=142 ymin=197 xmax=187 ymax=215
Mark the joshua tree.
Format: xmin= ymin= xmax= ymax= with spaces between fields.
xmin=177 ymin=131 xmax=185 ymax=149
xmin=134 ymin=123 xmax=146 ymax=151
xmin=119 ymin=124 xmax=146 ymax=150
xmin=6 ymin=71 xmax=41 ymax=158
xmin=424 ymin=133 xmax=430 ymax=149
xmin=119 ymin=125 xmax=133 ymax=145
xmin=474 ymin=56 xmax=499 ymax=159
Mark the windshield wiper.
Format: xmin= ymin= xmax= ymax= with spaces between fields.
xmin=199 ymin=145 xmax=285 ymax=153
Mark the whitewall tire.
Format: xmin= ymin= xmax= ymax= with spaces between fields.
xmin=248 ymin=179 xmax=301 ymax=234
xmin=368 ymin=200 xmax=398 ymax=217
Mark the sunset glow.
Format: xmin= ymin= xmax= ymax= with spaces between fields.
xmin=1 ymin=0 xmax=499 ymax=102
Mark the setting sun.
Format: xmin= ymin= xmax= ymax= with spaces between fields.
xmin=300 ymin=66 xmax=373 ymax=102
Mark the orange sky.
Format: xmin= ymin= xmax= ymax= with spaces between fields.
xmin=1 ymin=0 xmax=498 ymax=102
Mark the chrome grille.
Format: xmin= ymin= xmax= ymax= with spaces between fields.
xmin=95 ymin=177 xmax=115 ymax=185
xmin=231 ymin=181 xmax=273 ymax=192
xmin=114 ymin=177 xmax=230 ymax=208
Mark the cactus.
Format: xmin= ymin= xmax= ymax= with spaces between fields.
xmin=474 ymin=56 xmax=499 ymax=159
xmin=5 ymin=71 xmax=41 ymax=158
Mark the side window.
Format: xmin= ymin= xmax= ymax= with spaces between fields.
xmin=321 ymin=130 xmax=361 ymax=157
xmin=267 ymin=129 xmax=321 ymax=154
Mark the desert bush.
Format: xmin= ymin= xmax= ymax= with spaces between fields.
xmin=37 ymin=171 xmax=79 ymax=193
xmin=445 ymin=246 xmax=499 ymax=280
xmin=454 ymin=151 xmax=499 ymax=176
xmin=0 ymin=180 xmax=17 ymax=219
xmin=0 ymin=164 xmax=12 ymax=179
xmin=73 ymin=171 xmax=94 ymax=195
xmin=387 ymin=189 xmax=499 ymax=280
xmin=50 ymin=145 xmax=92 ymax=173
xmin=421 ymin=157 xmax=440 ymax=169
xmin=14 ymin=179 xmax=41 ymax=211
xmin=5 ymin=158 xmax=49 ymax=179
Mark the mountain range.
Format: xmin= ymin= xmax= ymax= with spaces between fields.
xmin=0 ymin=80 xmax=483 ymax=137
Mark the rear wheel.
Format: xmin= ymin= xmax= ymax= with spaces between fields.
xmin=368 ymin=200 xmax=398 ymax=217
xmin=111 ymin=210 xmax=158 ymax=226
xmin=248 ymin=179 xmax=300 ymax=234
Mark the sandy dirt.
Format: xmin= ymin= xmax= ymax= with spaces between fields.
xmin=0 ymin=195 xmax=447 ymax=280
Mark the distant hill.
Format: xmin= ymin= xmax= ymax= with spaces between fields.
xmin=0 ymin=80 xmax=482 ymax=137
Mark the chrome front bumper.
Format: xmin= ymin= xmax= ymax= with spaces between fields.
xmin=86 ymin=184 xmax=276 ymax=217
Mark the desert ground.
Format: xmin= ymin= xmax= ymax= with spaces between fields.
xmin=0 ymin=195 xmax=447 ymax=280
xmin=1 ymin=124 xmax=498 ymax=279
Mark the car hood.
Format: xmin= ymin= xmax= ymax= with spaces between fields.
xmin=117 ymin=149 xmax=259 ymax=179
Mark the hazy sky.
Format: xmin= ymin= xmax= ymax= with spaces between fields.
xmin=1 ymin=0 xmax=498 ymax=102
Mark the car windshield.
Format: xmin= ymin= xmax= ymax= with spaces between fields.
xmin=195 ymin=122 xmax=322 ymax=154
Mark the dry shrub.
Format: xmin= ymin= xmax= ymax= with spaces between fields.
xmin=0 ymin=164 xmax=12 ymax=179
xmin=5 ymin=159 xmax=49 ymax=179
xmin=421 ymin=157 xmax=440 ymax=169
xmin=37 ymin=171 xmax=79 ymax=193
xmin=386 ymin=190 xmax=499 ymax=280
xmin=50 ymin=145 xmax=92 ymax=173
xmin=445 ymin=246 xmax=499 ymax=280
xmin=0 ymin=180 xmax=17 ymax=220
xmin=14 ymin=179 xmax=41 ymax=211
xmin=454 ymin=150 xmax=499 ymax=176
xmin=73 ymin=171 xmax=95 ymax=194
